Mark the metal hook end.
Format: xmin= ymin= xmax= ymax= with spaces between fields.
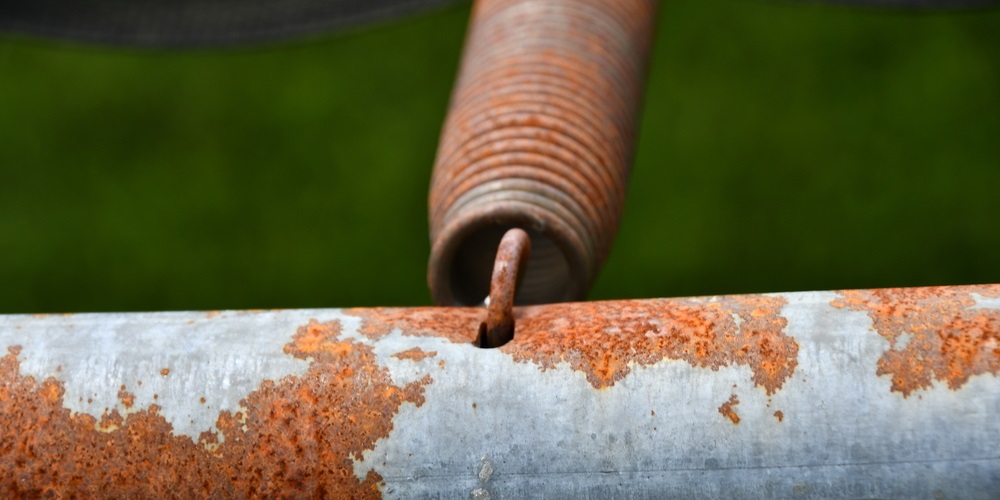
xmin=475 ymin=228 xmax=531 ymax=348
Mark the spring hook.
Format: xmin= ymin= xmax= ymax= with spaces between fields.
xmin=476 ymin=228 xmax=531 ymax=348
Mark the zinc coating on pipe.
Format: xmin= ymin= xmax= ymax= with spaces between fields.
xmin=428 ymin=0 xmax=659 ymax=306
xmin=1 ymin=284 xmax=998 ymax=497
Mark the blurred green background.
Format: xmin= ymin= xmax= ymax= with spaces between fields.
xmin=1 ymin=1 xmax=998 ymax=313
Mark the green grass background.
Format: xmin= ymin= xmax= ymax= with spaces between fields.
xmin=1 ymin=1 xmax=998 ymax=313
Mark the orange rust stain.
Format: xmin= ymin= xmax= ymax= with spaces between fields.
xmin=0 ymin=319 xmax=430 ymax=497
xmin=118 ymin=388 xmax=136 ymax=409
xmin=511 ymin=296 xmax=795 ymax=392
xmin=348 ymin=296 xmax=797 ymax=393
xmin=718 ymin=395 xmax=740 ymax=425
xmin=774 ymin=410 xmax=784 ymax=422
xmin=347 ymin=307 xmax=481 ymax=342
xmin=39 ymin=379 xmax=62 ymax=405
xmin=204 ymin=311 xmax=221 ymax=319
xmin=832 ymin=285 xmax=1000 ymax=397
xmin=160 ymin=368 xmax=170 ymax=377
xmin=391 ymin=348 xmax=438 ymax=362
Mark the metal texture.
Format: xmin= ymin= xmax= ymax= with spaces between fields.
xmin=0 ymin=0 xmax=463 ymax=47
xmin=479 ymin=228 xmax=531 ymax=348
xmin=1 ymin=284 xmax=998 ymax=497
xmin=427 ymin=0 xmax=659 ymax=306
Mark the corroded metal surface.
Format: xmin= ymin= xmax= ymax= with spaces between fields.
xmin=2 ymin=284 xmax=999 ymax=497
xmin=480 ymin=228 xmax=531 ymax=348
xmin=427 ymin=0 xmax=658 ymax=306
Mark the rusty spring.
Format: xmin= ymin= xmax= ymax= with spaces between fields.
xmin=428 ymin=0 xmax=659 ymax=306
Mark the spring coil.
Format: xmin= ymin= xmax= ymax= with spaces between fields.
xmin=428 ymin=0 xmax=658 ymax=305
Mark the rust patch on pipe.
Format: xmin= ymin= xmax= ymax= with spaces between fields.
xmin=348 ymin=295 xmax=797 ymax=393
xmin=391 ymin=348 xmax=438 ymax=362
xmin=719 ymin=394 xmax=740 ymax=425
xmin=511 ymin=295 xmax=796 ymax=391
xmin=117 ymin=387 xmax=136 ymax=409
xmin=349 ymin=307 xmax=482 ymax=343
xmin=831 ymin=284 xmax=1000 ymax=397
xmin=774 ymin=410 xmax=784 ymax=422
xmin=0 ymin=320 xmax=430 ymax=497
xmin=718 ymin=395 xmax=740 ymax=425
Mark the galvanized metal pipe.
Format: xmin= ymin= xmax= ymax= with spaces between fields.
xmin=1 ymin=284 xmax=998 ymax=497
xmin=428 ymin=0 xmax=659 ymax=306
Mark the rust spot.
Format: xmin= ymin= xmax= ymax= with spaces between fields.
xmin=832 ymin=285 xmax=1000 ymax=397
xmin=0 ymin=319 xmax=430 ymax=496
xmin=472 ymin=403 xmax=477 ymax=409
xmin=118 ymin=389 xmax=136 ymax=409
xmin=199 ymin=397 xmax=206 ymax=404
xmin=718 ymin=395 xmax=740 ymax=425
xmin=160 ymin=368 xmax=170 ymax=377
xmin=774 ymin=410 xmax=784 ymax=422
xmin=391 ymin=348 xmax=437 ymax=362
xmin=513 ymin=295 xmax=796 ymax=391
xmin=347 ymin=307 xmax=481 ymax=342
xmin=98 ymin=409 xmax=124 ymax=432
xmin=40 ymin=379 xmax=62 ymax=405
xmin=205 ymin=311 xmax=221 ymax=319
xmin=349 ymin=296 xmax=797 ymax=393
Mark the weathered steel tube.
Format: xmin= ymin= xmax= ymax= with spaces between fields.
xmin=428 ymin=0 xmax=658 ymax=306
xmin=2 ymin=284 xmax=998 ymax=497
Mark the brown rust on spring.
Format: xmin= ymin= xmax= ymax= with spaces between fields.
xmin=349 ymin=294 xmax=799 ymax=393
xmin=832 ymin=284 xmax=1000 ymax=397
xmin=0 ymin=321 xmax=430 ymax=497
xmin=427 ymin=0 xmax=659 ymax=306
